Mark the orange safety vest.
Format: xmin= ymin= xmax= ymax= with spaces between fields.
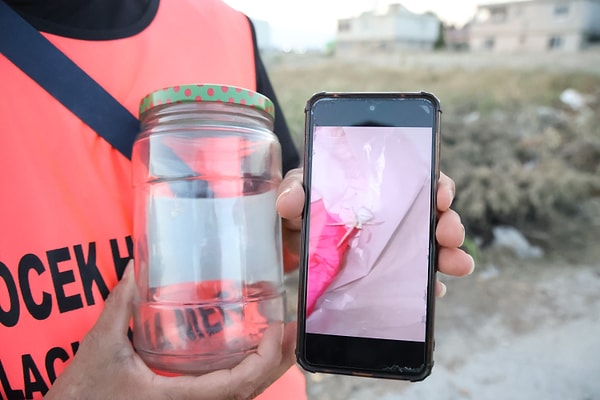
xmin=0 ymin=1 xmax=305 ymax=398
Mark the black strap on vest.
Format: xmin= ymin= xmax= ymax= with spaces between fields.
xmin=0 ymin=1 xmax=138 ymax=159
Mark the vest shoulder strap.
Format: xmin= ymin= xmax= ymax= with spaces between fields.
xmin=0 ymin=0 xmax=138 ymax=159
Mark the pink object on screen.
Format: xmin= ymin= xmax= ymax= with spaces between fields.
xmin=306 ymin=199 xmax=353 ymax=316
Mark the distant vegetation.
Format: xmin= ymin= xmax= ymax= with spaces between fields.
xmin=267 ymin=52 xmax=600 ymax=262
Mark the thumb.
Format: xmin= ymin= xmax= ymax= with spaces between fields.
xmin=276 ymin=169 xmax=305 ymax=222
xmin=93 ymin=260 xmax=136 ymax=336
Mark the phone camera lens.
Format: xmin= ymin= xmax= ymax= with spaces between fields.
xmin=369 ymin=105 xmax=376 ymax=111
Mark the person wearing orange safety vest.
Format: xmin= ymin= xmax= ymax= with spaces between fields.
xmin=0 ymin=0 xmax=306 ymax=399
xmin=0 ymin=0 xmax=477 ymax=399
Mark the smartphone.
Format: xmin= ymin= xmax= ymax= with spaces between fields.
xmin=296 ymin=92 xmax=441 ymax=381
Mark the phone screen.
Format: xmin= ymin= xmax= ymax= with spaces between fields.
xmin=297 ymin=93 xmax=440 ymax=380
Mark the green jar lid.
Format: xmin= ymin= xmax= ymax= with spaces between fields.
xmin=139 ymin=84 xmax=275 ymax=118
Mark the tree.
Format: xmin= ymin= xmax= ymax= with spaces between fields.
xmin=434 ymin=21 xmax=446 ymax=50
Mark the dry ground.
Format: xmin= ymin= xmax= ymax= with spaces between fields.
xmin=284 ymin=255 xmax=600 ymax=400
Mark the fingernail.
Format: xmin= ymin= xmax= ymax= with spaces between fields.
xmin=467 ymin=255 xmax=476 ymax=275
xmin=448 ymin=187 xmax=455 ymax=207
xmin=438 ymin=282 xmax=447 ymax=298
xmin=275 ymin=188 xmax=291 ymax=209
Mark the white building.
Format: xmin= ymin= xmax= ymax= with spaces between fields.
xmin=335 ymin=4 xmax=441 ymax=54
xmin=470 ymin=0 xmax=600 ymax=52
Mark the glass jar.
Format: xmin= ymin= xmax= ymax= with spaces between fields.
xmin=131 ymin=84 xmax=284 ymax=375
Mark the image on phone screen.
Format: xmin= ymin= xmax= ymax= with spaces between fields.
xmin=307 ymin=125 xmax=432 ymax=341
xmin=298 ymin=94 xmax=439 ymax=379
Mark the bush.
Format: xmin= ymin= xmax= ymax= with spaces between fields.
xmin=442 ymin=97 xmax=600 ymax=253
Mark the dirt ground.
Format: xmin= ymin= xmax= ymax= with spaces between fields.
xmin=284 ymin=250 xmax=600 ymax=400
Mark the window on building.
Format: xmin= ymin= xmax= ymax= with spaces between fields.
xmin=490 ymin=7 xmax=507 ymax=22
xmin=483 ymin=37 xmax=495 ymax=50
xmin=554 ymin=4 xmax=569 ymax=18
xmin=585 ymin=33 xmax=600 ymax=45
xmin=338 ymin=20 xmax=351 ymax=33
xmin=548 ymin=35 xmax=563 ymax=49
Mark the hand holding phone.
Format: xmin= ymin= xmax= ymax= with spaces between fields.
xmin=296 ymin=92 xmax=441 ymax=381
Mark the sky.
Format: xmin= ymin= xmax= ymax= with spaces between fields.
xmin=223 ymin=0 xmax=490 ymax=50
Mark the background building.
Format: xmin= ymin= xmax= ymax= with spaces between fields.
xmin=444 ymin=24 xmax=472 ymax=51
xmin=470 ymin=0 xmax=600 ymax=52
xmin=335 ymin=4 xmax=440 ymax=55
